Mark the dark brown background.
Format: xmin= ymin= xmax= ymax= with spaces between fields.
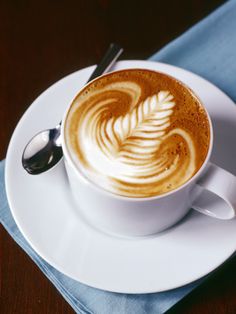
xmin=1 ymin=0 xmax=236 ymax=313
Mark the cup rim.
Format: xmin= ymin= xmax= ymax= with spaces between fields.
xmin=61 ymin=68 xmax=213 ymax=202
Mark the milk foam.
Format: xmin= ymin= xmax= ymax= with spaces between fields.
xmin=66 ymin=78 xmax=198 ymax=197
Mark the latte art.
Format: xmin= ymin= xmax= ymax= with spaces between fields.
xmin=79 ymin=89 xmax=195 ymax=196
xmin=65 ymin=69 xmax=210 ymax=197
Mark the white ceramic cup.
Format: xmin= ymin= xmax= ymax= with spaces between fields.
xmin=61 ymin=70 xmax=236 ymax=237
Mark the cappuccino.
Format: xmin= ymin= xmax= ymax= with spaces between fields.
xmin=64 ymin=69 xmax=210 ymax=197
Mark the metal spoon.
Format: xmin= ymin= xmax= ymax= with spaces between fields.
xmin=22 ymin=43 xmax=123 ymax=174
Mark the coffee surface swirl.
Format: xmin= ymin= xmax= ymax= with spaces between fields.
xmin=65 ymin=69 xmax=210 ymax=197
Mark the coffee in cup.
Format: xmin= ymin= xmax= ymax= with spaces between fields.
xmin=64 ymin=69 xmax=210 ymax=198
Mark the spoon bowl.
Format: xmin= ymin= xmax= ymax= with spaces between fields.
xmin=22 ymin=124 xmax=62 ymax=174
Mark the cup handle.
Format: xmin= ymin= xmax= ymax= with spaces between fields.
xmin=192 ymin=163 xmax=236 ymax=219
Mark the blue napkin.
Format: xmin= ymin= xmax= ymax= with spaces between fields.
xmin=1 ymin=0 xmax=236 ymax=313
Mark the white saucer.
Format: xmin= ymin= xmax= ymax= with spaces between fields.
xmin=5 ymin=60 xmax=236 ymax=294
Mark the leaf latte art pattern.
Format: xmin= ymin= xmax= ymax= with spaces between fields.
xmin=69 ymin=84 xmax=197 ymax=197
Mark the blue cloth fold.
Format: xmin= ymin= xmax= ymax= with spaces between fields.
xmin=1 ymin=1 xmax=236 ymax=313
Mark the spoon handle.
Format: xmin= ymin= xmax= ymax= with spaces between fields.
xmin=22 ymin=43 xmax=123 ymax=175
xmin=87 ymin=43 xmax=123 ymax=82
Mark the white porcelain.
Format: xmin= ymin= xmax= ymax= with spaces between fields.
xmin=5 ymin=60 xmax=236 ymax=293
xmin=61 ymin=68 xmax=236 ymax=237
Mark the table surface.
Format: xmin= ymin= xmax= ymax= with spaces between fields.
xmin=1 ymin=1 xmax=236 ymax=313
